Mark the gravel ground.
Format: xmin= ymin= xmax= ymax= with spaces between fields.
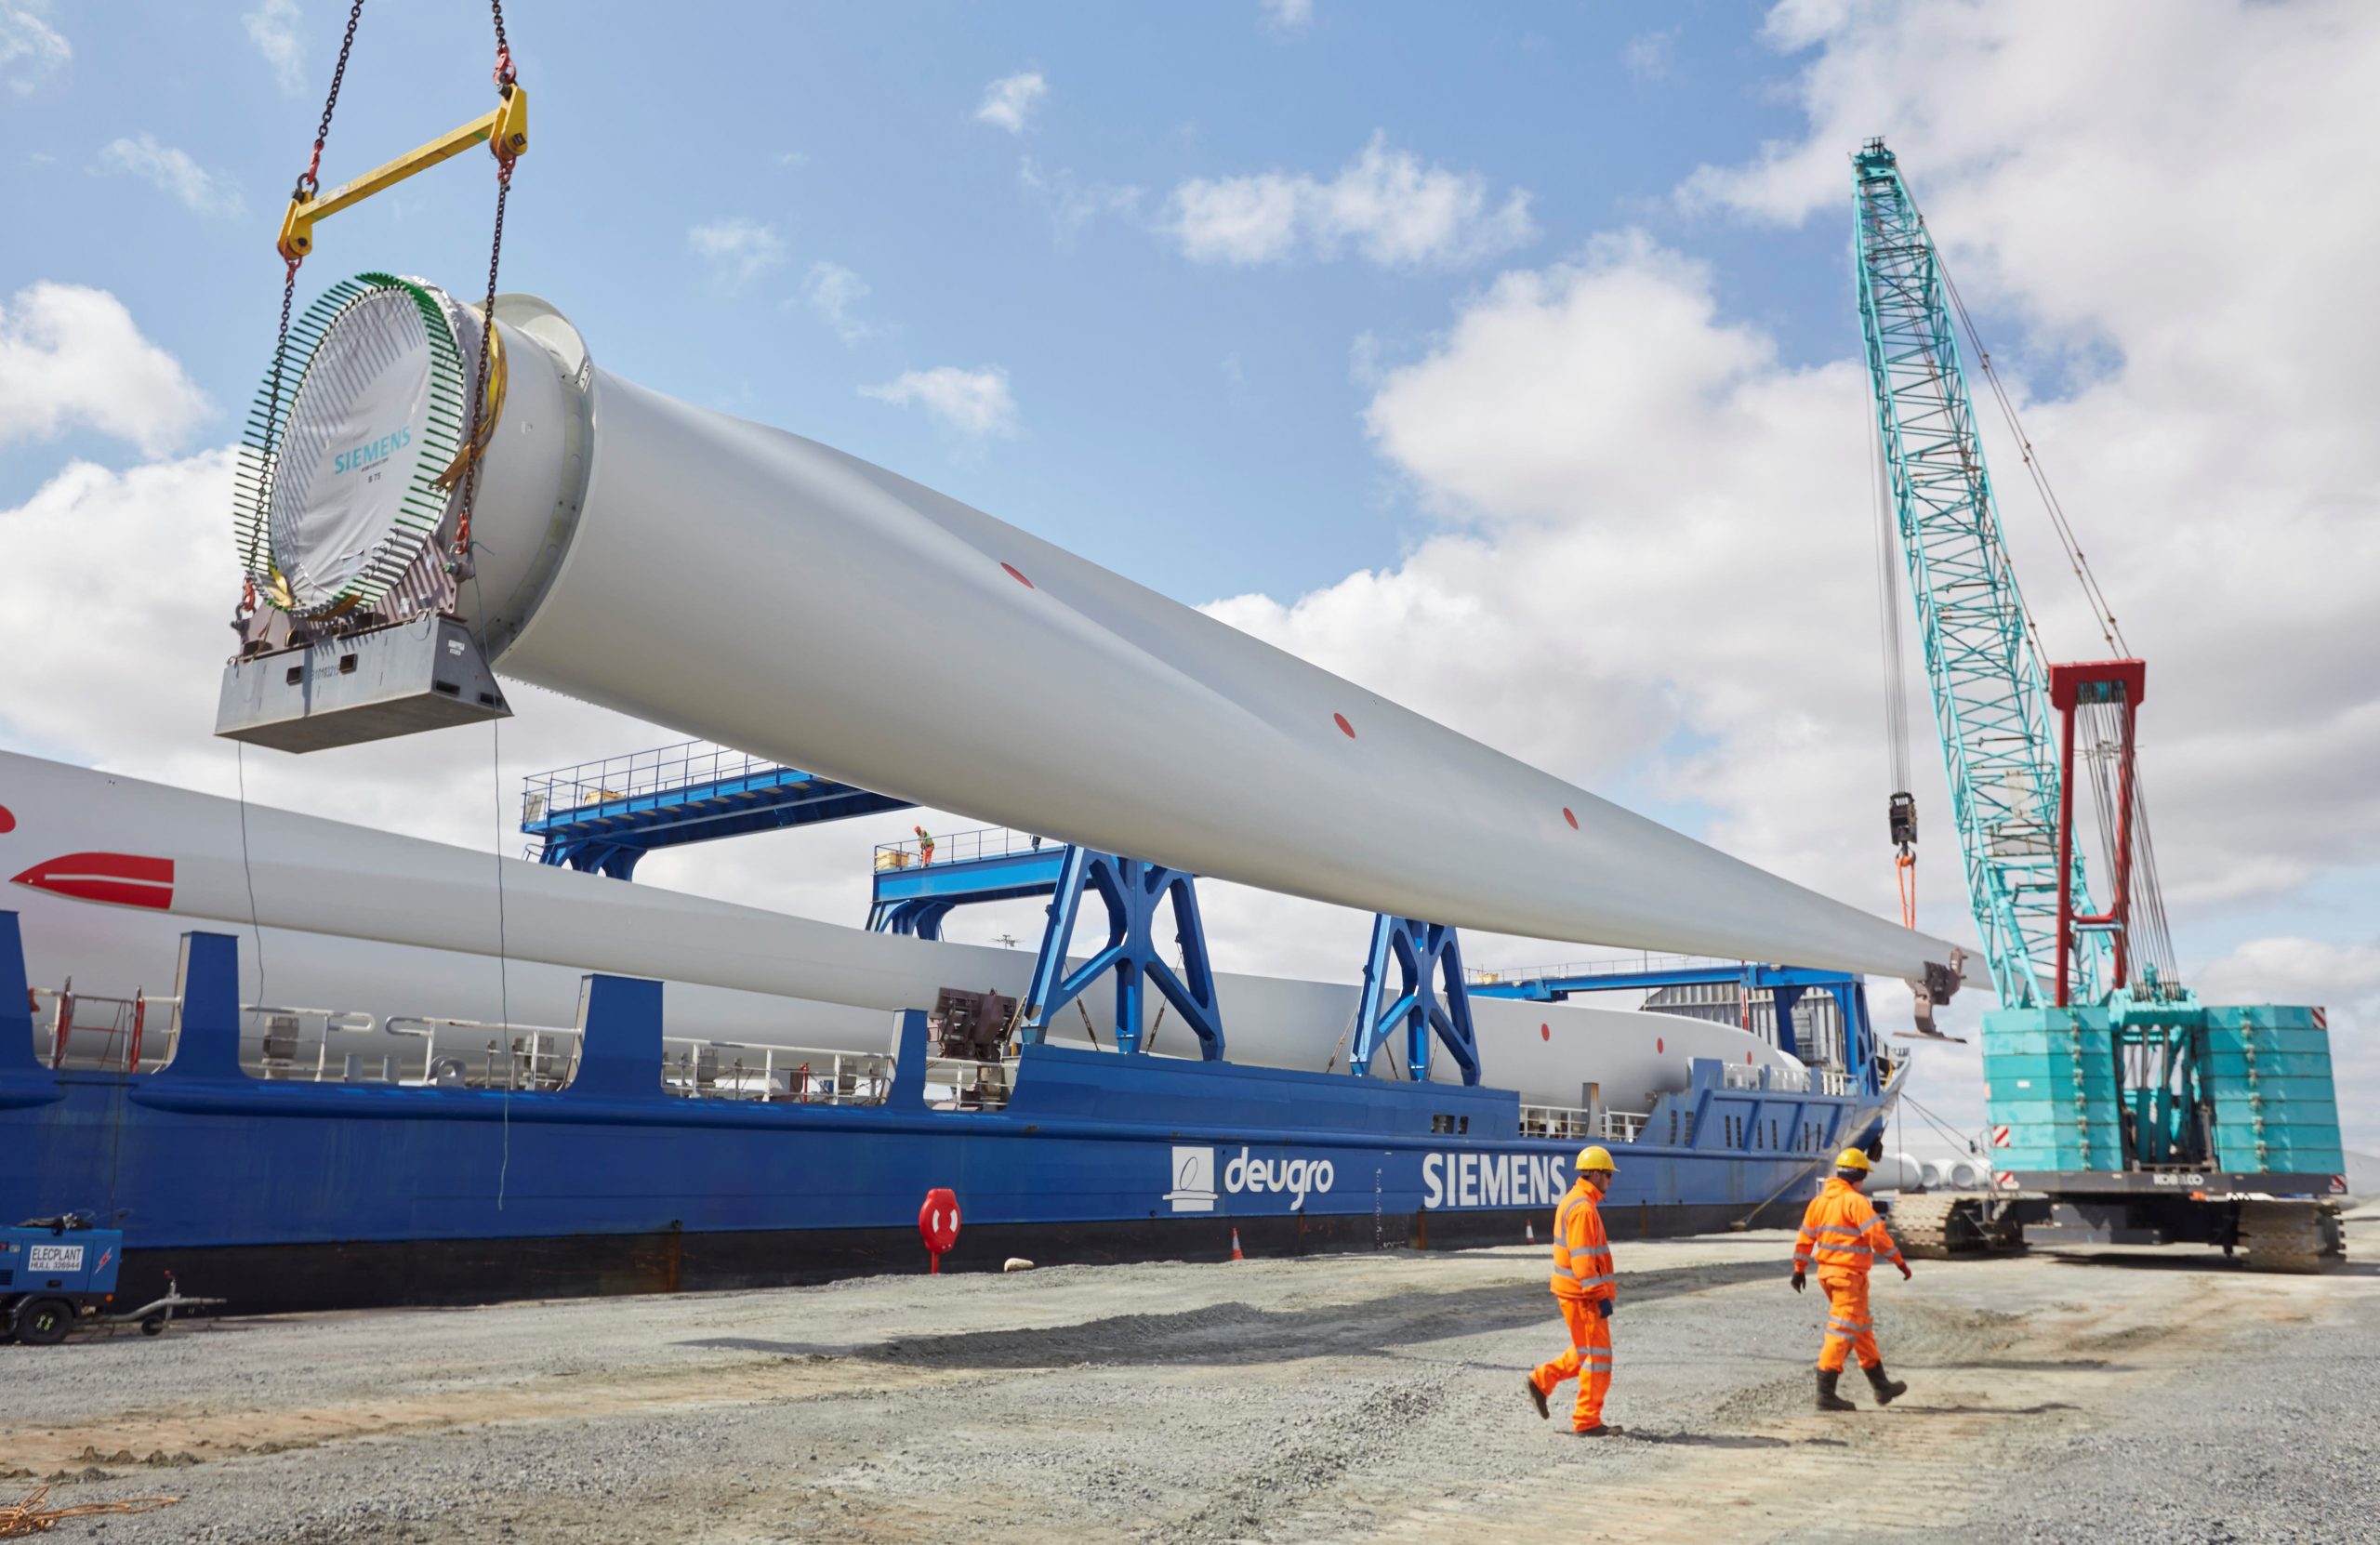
xmin=4 ymin=1207 xmax=2372 ymax=1544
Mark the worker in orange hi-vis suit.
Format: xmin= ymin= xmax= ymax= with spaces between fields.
xmin=1792 ymin=1147 xmax=1911 ymax=1411
xmin=1524 ymin=1145 xmax=1623 ymax=1436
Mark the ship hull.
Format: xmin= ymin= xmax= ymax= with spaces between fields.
xmin=3 ymin=928 xmax=1891 ymax=1314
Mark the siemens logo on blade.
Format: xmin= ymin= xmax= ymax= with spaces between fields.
xmin=1421 ymin=1151 xmax=1570 ymax=1210
xmin=333 ymin=427 xmax=412 ymax=475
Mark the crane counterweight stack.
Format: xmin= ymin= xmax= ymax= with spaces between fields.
xmin=1851 ymin=139 xmax=2345 ymax=1268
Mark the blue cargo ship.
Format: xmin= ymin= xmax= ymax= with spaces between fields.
xmin=1 ymin=912 xmax=1896 ymax=1314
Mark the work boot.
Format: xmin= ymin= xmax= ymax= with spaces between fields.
xmin=1572 ymin=1423 xmax=1625 ymax=1437
xmin=1863 ymin=1363 xmax=1909 ymax=1406
xmin=1815 ymin=1369 xmax=1857 ymax=1412
xmin=1525 ymin=1377 xmax=1550 ymax=1420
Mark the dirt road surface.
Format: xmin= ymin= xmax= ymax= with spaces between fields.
xmin=6 ymin=1207 xmax=2373 ymax=1544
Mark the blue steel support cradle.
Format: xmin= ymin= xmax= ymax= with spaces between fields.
xmin=1470 ymin=960 xmax=1886 ymax=1096
xmin=1349 ymin=917 xmax=1482 ymax=1087
xmin=1022 ymin=848 xmax=1225 ymax=1061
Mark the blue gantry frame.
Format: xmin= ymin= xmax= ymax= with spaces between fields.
xmin=871 ymin=840 xmax=1225 ymax=1063
xmin=1471 ymin=961 xmax=1885 ymax=1098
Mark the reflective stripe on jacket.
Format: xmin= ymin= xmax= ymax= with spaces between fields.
xmin=1550 ymin=1179 xmax=1616 ymax=1301
xmin=1792 ymin=1177 xmax=1903 ymax=1275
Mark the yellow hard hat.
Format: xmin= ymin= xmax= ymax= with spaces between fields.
xmin=1575 ymin=1145 xmax=1618 ymax=1175
xmin=1834 ymin=1148 xmax=1873 ymax=1172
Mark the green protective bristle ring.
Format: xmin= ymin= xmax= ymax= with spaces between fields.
xmin=232 ymin=271 xmax=469 ymax=616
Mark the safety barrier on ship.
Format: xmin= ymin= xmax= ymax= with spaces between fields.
xmin=663 ymin=1037 xmax=893 ymax=1104
xmin=20 ymin=991 xmax=1035 ymax=1111
xmin=1518 ymin=1103 xmax=1652 ymax=1142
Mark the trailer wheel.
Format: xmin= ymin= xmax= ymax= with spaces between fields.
xmin=140 ymin=1311 xmax=169 ymax=1337
xmin=15 ymin=1296 xmax=75 ymax=1346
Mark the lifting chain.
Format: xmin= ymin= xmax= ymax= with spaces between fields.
xmin=251 ymin=0 xmax=520 ymax=598
xmin=452 ymin=0 xmax=517 ymax=575
xmin=246 ymin=0 xmax=365 ymax=609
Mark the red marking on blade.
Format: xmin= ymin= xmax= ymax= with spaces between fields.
xmin=0 ymin=803 xmax=14 ymax=834
xmin=1540 ymin=1023 xmax=1550 ymax=1041
xmin=10 ymin=852 xmax=175 ymax=910
xmin=1001 ymin=561 xmax=1035 ymax=588
xmin=1333 ymin=713 xmax=1355 ymax=738
xmin=1656 ymin=1037 xmax=1663 ymax=1054
xmin=1562 ymin=807 xmax=1578 ymax=829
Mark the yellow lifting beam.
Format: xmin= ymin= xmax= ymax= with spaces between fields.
xmin=277 ymin=85 xmax=528 ymax=261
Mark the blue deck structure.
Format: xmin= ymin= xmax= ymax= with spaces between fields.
xmin=1471 ymin=957 xmax=1880 ymax=1084
xmin=522 ymin=741 xmax=914 ymax=878
xmin=868 ymin=828 xmax=1228 ymax=1063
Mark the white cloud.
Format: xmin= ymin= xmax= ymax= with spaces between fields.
xmin=1018 ymin=157 xmax=1142 ymax=244
xmin=0 ymin=443 xmax=1003 ymax=957
xmin=0 ymin=1 xmax=69 ymax=94
xmin=242 ymin=0 xmax=303 ymax=94
xmin=1165 ymin=132 xmax=1536 ymax=267
xmin=860 ymin=366 xmax=1018 ymax=440
xmin=0 ymin=450 xmax=760 ymax=867
xmin=686 ymin=218 xmax=787 ymax=289
xmin=99 ymin=133 xmax=245 ymax=217
xmin=1197 ymin=1 xmax=2380 ymax=1147
xmin=1262 ymin=0 xmax=1314 ymax=31
xmin=1623 ymin=28 xmax=1674 ymax=80
xmin=2197 ymin=936 xmax=2380 ymax=1155
xmin=0 ymin=283 xmax=208 ymax=455
xmin=975 ymin=70 xmax=1047 ymax=135
xmin=800 ymin=261 xmax=875 ymax=346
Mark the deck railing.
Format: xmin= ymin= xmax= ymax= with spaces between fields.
xmin=33 ymin=987 xmax=180 ymax=1073
xmin=1517 ymin=1103 xmax=1650 ymax=1143
xmin=874 ymin=825 xmax=1057 ymax=870
xmin=522 ymin=739 xmax=791 ymax=826
xmin=921 ymin=1056 xmax=1020 ymax=1111
xmin=662 ymin=1037 xmax=893 ymax=1105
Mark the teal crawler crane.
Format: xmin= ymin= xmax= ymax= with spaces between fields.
xmin=1851 ymin=139 xmax=2345 ymax=1270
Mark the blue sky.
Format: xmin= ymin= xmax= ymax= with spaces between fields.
xmin=3 ymin=1 xmax=2374 ymax=1153
xmin=0 ymin=0 xmax=1858 ymax=597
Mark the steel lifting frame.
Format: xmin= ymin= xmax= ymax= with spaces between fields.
xmin=1348 ymin=917 xmax=1482 ymax=1087
xmin=1021 ymin=848 xmax=1225 ymax=1061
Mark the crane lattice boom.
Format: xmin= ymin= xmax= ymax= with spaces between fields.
xmin=1851 ymin=139 xmax=2105 ymax=1010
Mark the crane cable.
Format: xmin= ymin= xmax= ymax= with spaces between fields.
xmin=443 ymin=0 xmax=520 ymax=577
xmin=242 ymin=0 xmax=367 ymax=615
xmin=1911 ymin=194 xmax=2177 ymax=988
xmin=1933 ymin=254 xmax=2129 ymax=656
xmin=1868 ymin=415 xmax=1918 ymax=929
xmin=249 ymin=0 xmax=517 ymax=603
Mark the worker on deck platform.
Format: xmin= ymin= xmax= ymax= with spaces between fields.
xmin=1524 ymin=1145 xmax=1622 ymax=1436
xmin=1792 ymin=1148 xmax=1911 ymax=1411
xmin=914 ymin=825 xmax=934 ymax=866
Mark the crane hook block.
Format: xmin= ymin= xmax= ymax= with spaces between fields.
xmin=1887 ymin=791 xmax=1918 ymax=849
xmin=277 ymin=84 xmax=530 ymax=262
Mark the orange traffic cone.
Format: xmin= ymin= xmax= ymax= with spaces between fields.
xmin=1229 ymin=1228 xmax=1246 ymax=1262
xmin=1526 ymin=1221 xmax=1536 ymax=1244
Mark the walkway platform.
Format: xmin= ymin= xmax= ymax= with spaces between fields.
xmin=522 ymin=742 xmax=914 ymax=878
xmin=867 ymin=827 xmax=1069 ymax=937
